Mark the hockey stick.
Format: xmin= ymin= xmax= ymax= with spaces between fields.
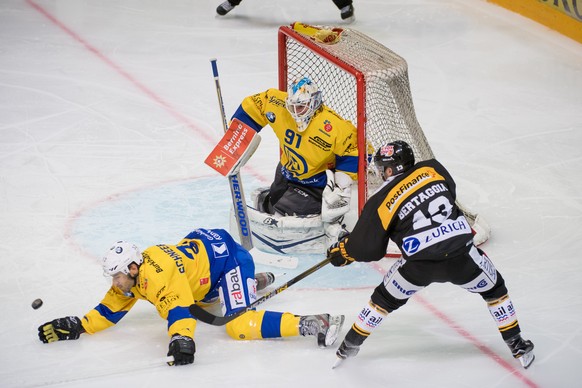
xmin=189 ymin=257 xmax=331 ymax=326
xmin=210 ymin=60 xmax=297 ymax=269
xmin=211 ymin=58 xmax=253 ymax=250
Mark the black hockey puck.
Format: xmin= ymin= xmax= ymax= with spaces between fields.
xmin=31 ymin=298 xmax=43 ymax=310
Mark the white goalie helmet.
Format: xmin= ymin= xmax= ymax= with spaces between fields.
xmin=286 ymin=77 xmax=323 ymax=132
xmin=102 ymin=241 xmax=143 ymax=276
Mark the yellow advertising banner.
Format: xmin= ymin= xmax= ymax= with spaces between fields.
xmin=538 ymin=0 xmax=581 ymax=22
xmin=489 ymin=0 xmax=582 ymax=43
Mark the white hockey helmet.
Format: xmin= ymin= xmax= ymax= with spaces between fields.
xmin=102 ymin=241 xmax=143 ymax=276
xmin=286 ymin=77 xmax=322 ymax=131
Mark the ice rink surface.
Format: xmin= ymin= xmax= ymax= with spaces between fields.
xmin=1 ymin=0 xmax=581 ymax=387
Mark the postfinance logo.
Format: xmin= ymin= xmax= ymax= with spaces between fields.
xmin=378 ymin=167 xmax=445 ymax=230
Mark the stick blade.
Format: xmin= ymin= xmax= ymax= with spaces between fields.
xmin=189 ymin=304 xmax=229 ymax=326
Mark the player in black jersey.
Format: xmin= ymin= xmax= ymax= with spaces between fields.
xmin=216 ymin=0 xmax=355 ymax=21
xmin=328 ymin=140 xmax=535 ymax=369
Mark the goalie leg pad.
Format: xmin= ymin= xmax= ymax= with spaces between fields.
xmin=245 ymin=207 xmax=326 ymax=254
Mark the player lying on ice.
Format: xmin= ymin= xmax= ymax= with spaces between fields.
xmin=328 ymin=140 xmax=535 ymax=369
xmin=225 ymin=76 xmax=358 ymax=253
xmin=37 ymin=228 xmax=345 ymax=366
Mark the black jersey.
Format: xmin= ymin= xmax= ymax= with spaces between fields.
xmin=345 ymin=159 xmax=473 ymax=262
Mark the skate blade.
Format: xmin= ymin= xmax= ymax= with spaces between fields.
xmin=519 ymin=351 xmax=535 ymax=369
xmin=332 ymin=356 xmax=344 ymax=369
xmin=324 ymin=315 xmax=346 ymax=347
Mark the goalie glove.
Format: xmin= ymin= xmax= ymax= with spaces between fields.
xmin=38 ymin=316 xmax=84 ymax=343
xmin=321 ymin=170 xmax=352 ymax=223
xmin=327 ymin=237 xmax=355 ymax=267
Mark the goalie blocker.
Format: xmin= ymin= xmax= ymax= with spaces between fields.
xmin=204 ymin=118 xmax=261 ymax=177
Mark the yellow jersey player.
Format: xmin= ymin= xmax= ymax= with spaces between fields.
xmin=230 ymin=77 xmax=358 ymax=252
xmin=38 ymin=228 xmax=345 ymax=366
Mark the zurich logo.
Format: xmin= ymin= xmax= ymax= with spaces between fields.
xmin=266 ymin=112 xmax=276 ymax=123
xmin=402 ymin=237 xmax=421 ymax=254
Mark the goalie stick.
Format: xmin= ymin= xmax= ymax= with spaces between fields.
xmin=210 ymin=58 xmax=253 ymax=250
xmin=209 ymin=59 xmax=296 ymax=269
xmin=189 ymin=257 xmax=331 ymax=326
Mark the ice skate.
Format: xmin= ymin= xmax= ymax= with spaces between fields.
xmin=505 ymin=335 xmax=535 ymax=369
xmin=299 ymin=314 xmax=345 ymax=348
xmin=340 ymin=5 xmax=355 ymax=22
xmin=255 ymin=272 xmax=275 ymax=291
xmin=332 ymin=337 xmax=360 ymax=368
xmin=216 ymin=1 xmax=236 ymax=16
xmin=336 ymin=337 xmax=360 ymax=359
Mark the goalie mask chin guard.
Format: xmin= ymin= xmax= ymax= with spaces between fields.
xmin=102 ymin=241 xmax=143 ymax=276
xmin=286 ymin=77 xmax=322 ymax=132
xmin=373 ymin=140 xmax=415 ymax=179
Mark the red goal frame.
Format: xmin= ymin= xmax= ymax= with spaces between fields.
xmin=278 ymin=25 xmax=368 ymax=215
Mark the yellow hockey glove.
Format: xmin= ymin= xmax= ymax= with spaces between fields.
xmin=38 ymin=316 xmax=84 ymax=343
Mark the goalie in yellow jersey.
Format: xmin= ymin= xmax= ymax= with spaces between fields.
xmin=229 ymin=77 xmax=358 ymax=253
xmin=37 ymin=228 xmax=345 ymax=366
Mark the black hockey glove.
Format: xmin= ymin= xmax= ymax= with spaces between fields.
xmin=38 ymin=316 xmax=84 ymax=343
xmin=167 ymin=335 xmax=195 ymax=366
xmin=327 ymin=237 xmax=355 ymax=267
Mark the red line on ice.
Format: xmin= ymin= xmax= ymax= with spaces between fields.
xmin=368 ymin=261 xmax=538 ymax=387
xmin=25 ymin=0 xmax=214 ymax=146
xmin=26 ymin=0 xmax=268 ymax=184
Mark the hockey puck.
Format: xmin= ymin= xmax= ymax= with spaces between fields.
xmin=31 ymin=298 xmax=43 ymax=310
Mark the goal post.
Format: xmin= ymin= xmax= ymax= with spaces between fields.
xmin=278 ymin=23 xmax=490 ymax=247
xmin=278 ymin=26 xmax=368 ymax=211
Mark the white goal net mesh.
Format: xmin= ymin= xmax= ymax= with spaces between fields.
xmin=279 ymin=25 xmax=490 ymax=245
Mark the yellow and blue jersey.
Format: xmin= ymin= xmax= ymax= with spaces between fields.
xmin=81 ymin=229 xmax=301 ymax=341
xmin=81 ymin=230 xmax=216 ymax=339
xmin=232 ymin=88 xmax=358 ymax=188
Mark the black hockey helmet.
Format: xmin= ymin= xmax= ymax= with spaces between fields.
xmin=373 ymin=141 xmax=415 ymax=177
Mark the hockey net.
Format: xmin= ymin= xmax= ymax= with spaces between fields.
xmin=278 ymin=24 xmax=490 ymax=247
